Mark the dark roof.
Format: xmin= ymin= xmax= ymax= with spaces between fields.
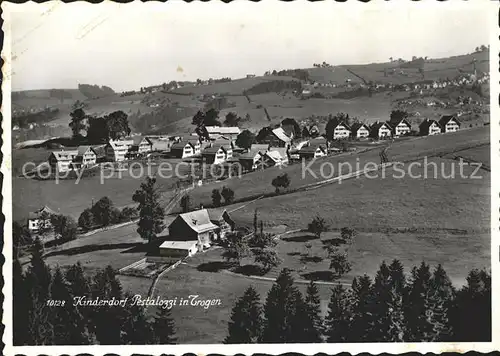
xmin=439 ymin=115 xmax=460 ymax=127
xmin=299 ymin=144 xmax=326 ymax=154
xmin=202 ymin=145 xmax=227 ymax=155
xmin=170 ymin=141 xmax=195 ymax=150
xmin=370 ymin=121 xmax=391 ymax=131
xmin=28 ymin=205 xmax=57 ymax=220
xmin=76 ymin=145 xmax=96 ymax=156
xmin=351 ymin=122 xmax=370 ymax=133
xmin=173 ymin=209 xmax=218 ymax=234
xmin=419 ymin=119 xmax=441 ymax=130
xmin=132 ymin=136 xmax=152 ymax=145
xmin=388 ymin=118 xmax=412 ymax=129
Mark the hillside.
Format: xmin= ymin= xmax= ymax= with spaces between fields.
xmin=13 ymin=49 xmax=489 ymax=140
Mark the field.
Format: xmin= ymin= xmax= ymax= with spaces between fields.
xmin=12 ymin=158 xmax=189 ymax=221
xmin=171 ymin=76 xmax=297 ymax=96
xmin=342 ymin=51 xmax=489 ymax=84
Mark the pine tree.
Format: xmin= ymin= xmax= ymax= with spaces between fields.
xmin=153 ymin=305 xmax=177 ymax=344
xmin=427 ymin=264 xmax=454 ymax=341
xmin=253 ymin=209 xmax=258 ymax=235
xmin=348 ymin=274 xmax=374 ymax=342
xmin=65 ymin=262 xmax=91 ymax=297
xmin=449 ymin=268 xmax=491 ymax=341
xmin=225 ymin=286 xmax=262 ymax=343
xmin=122 ymin=292 xmax=155 ymax=344
xmin=132 ymin=176 xmax=165 ymax=245
xmin=370 ymin=261 xmax=392 ymax=341
xmin=89 ymin=266 xmax=125 ymax=344
xmin=325 ymin=284 xmax=351 ymax=342
xmin=13 ymin=259 xmax=30 ymax=345
xmin=50 ymin=267 xmax=91 ymax=344
xmin=386 ymin=287 xmax=406 ymax=342
xmin=302 ymin=281 xmax=323 ymax=342
xmin=261 ymin=268 xmax=302 ymax=343
xmin=24 ymin=237 xmax=54 ymax=345
xmin=388 ymin=259 xmax=406 ymax=294
xmin=404 ymin=262 xmax=433 ymax=341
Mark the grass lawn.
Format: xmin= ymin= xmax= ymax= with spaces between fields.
xmin=12 ymin=158 xmax=187 ymax=221
xmin=445 ymin=144 xmax=490 ymax=167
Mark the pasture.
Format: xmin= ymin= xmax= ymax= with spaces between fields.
xmin=12 ymin=158 xmax=188 ymax=221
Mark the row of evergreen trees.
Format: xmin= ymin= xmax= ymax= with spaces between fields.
xmin=226 ymin=260 xmax=491 ymax=343
xmin=14 ymin=239 xmax=176 ymax=345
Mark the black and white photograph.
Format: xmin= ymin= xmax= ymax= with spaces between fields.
xmin=2 ymin=1 xmax=497 ymax=353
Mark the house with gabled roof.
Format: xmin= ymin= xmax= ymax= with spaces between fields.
xmin=106 ymin=139 xmax=134 ymax=162
xmin=389 ymin=118 xmax=412 ymax=136
xmin=254 ymin=147 xmax=289 ymax=169
xmin=298 ymin=144 xmax=327 ymax=160
xmin=258 ymin=127 xmax=292 ymax=148
xmin=329 ymin=120 xmax=352 ymax=140
xmin=419 ymin=119 xmax=442 ymax=136
xmin=48 ymin=150 xmax=79 ymax=171
xmin=167 ymin=209 xmax=220 ymax=249
xmin=170 ymin=140 xmax=201 ymax=159
xmin=351 ymin=123 xmax=370 ymax=139
xmin=28 ymin=205 xmax=57 ymax=231
xmin=438 ymin=115 xmax=461 ymax=133
xmin=71 ymin=146 xmax=98 ymax=169
xmin=202 ymin=145 xmax=232 ymax=164
xmin=130 ymin=137 xmax=153 ymax=155
xmin=370 ymin=121 xmax=393 ymax=139
xmin=238 ymin=146 xmax=267 ymax=172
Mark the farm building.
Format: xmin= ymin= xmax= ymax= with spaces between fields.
xmin=370 ymin=122 xmax=393 ymax=139
xmin=27 ymin=205 xmax=57 ymax=231
xmin=72 ymin=146 xmax=97 ymax=168
xmin=205 ymin=126 xmax=241 ymax=140
xmin=351 ymin=123 xmax=370 ymax=138
xmin=48 ymin=150 xmax=78 ymax=172
xmin=106 ymin=139 xmax=134 ymax=162
xmin=167 ymin=209 xmax=220 ymax=249
xmin=389 ymin=119 xmax=412 ymax=136
xmin=438 ymin=115 xmax=461 ymax=133
xmin=170 ymin=140 xmax=201 ymax=158
xmin=158 ymin=240 xmax=199 ymax=259
xmin=202 ymin=145 xmax=232 ymax=164
xmin=298 ymin=144 xmax=327 ymax=160
xmin=419 ymin=119 xmax=442 ymax=136
xmin=258 ymin=127 xmax=292 ymax=148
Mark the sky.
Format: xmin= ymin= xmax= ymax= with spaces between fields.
xmin=5 ymin=1 xmax=493 ymax=92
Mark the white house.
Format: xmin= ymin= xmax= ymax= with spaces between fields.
xmin=170 ymin=140 xmax=201 ymax=158
xmin=351 ymin=123 xmax=370 ymax=139
xmin=28 ymin=205 xmax=57 ymax=231
xmin=438 ymin=115 xmax=461 ymax=133
xmin=370 ymin=122 xmax=393 ymax=139
xmin=131 ymin=137 xmax=153 ymax=155
xmin=389 ymin=119 xmax=412 ymax=136
xmin=202 ymin=145 xmax=232 ymax=164
xmin=298 ymin=144 xmax=327 ymax=159
xmin=48 ymin=150 xmax=79 ymax=172
xmin=73 ymin=146 xmax=97 ymax=168
xmin=419 ymin=119 xmax=442 ymax=136
xmin=106 ymin=139 xmax=134 ymax=162
xmin=331 ymin=121 xmax=351 ymax=140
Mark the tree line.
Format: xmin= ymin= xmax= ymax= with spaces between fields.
xmin=226 ymin=261 xmax=491 ymax=343
xmin=13 ymin=240 xmax=176 ymax=345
